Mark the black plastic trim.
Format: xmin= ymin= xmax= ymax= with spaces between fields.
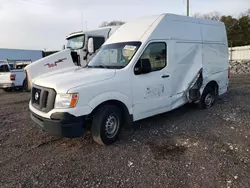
xmin=31 ymin=84 xmax=56 ymax=113
xmin=30 ymin=112 xmax=85 ymax=138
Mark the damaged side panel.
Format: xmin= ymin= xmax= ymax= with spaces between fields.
xmin=170 ymin=42 xmax=203 ymax=109
xmin=200 ymin=43 xmax=229 ymax=95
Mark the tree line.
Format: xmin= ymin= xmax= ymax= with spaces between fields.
xmin=100 ymin=9 xmax=250 ymax=47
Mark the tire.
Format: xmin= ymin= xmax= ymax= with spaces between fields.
xmin=3 ymin=88 xmax=12 ymax=92
xmin=91 ymin=105 xmax=122 ymax=145
xmin=197 ymin=86 xmax=216 ymax=109
xmin=22 ymin=79 xmax=29 ymax=92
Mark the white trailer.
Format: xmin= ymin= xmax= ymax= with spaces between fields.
xmin=24 ymin=26 xmax=120 ymax=90
xmin=29 ymin=13 xmax=229 ymax=145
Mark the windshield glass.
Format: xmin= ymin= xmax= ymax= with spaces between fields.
xmin=87 ymin=41 xmax=142 ymax=69
xmin=66 ymin=34 xmax=85 ymax=50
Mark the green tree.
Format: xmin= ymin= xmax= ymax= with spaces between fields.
xmin=193 ymin=9 xmax=250 ymax=47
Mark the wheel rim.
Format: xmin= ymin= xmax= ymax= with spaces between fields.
xmin=104 ymin=113 xmax=120 ymax=139
xmin=204 ymin=93 xmax=214 ymax=108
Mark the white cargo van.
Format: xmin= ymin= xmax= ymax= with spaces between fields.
xmin=0 ymin=59 xmax=31 ymax=91
xmin=24 ymin=26 xmax=120 ymax=90
xmin=29 ymin=13 xmax=229 ymax=145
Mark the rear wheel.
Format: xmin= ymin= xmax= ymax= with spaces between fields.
xmin=198 ymin=86 xmax=216 ymax=109
xmin=91 ymin=105 xmax=122 ymax=145
xmin=3 ymin=88 xmax=12 ymax=92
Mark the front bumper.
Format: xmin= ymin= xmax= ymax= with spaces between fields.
xmin=0 ymin=83 xmax=15 ymax=88
xmin=30 ymin=111 xmax=85 ymax=138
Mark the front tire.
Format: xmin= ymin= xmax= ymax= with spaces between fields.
xmin=3 ymin=88 xmax=12 ymax=92
xmin=91 ymin=105 xmax=122 ymax=145
xmin=22 ymin=79 xmax=29 ymax=92
xmin=198 ymin=86 xmax=216 ymax=109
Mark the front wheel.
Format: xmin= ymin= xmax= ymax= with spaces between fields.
xmin=91 ymin=105 xmax=122 ymax=145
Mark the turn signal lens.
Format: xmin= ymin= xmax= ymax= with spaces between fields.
xmin=55 ymin=93 xmax=79 ymax=109
xmin=70 ymin=93 xmax=79 ymax=108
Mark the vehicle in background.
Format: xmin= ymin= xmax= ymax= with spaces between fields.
xmin=24 ymin=26 xmax=120 ymax=90
xmin=0 ymin=59 xmax=32 ymax=92
xmin=29 ymin=13 xmax=229 ymax=145
xmin=65 ymin=26 xmax=120 ymax=66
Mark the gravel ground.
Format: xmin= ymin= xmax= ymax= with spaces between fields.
xmin=0 ymin=75 xmax=250 ymax=188
xmin=230 ymin=60 xmax=250 ymax=74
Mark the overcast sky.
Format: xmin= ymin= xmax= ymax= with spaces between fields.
xmin=0 ymin=0 xmax=249 ymax=51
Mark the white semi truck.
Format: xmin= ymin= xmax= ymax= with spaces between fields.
xmin=28 ymin=13 xmax=229 ymax=145
xmin=24 ymin=26 xmax=120 ymax=89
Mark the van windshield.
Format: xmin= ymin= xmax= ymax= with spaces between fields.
xmin=87 ymin=41 xmax=141 ymax=69
xmin=66 ymin=34 xmax=85 ymax=50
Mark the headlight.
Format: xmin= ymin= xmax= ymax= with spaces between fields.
xmin=54 ymin=93 xmax=79 ymax=109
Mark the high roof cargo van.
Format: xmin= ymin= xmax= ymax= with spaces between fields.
xmin=28 ymin=13 xmax=229 ymax=145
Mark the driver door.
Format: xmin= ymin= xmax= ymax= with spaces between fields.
xmin=132 ymin=41 xmax=171 ymax=121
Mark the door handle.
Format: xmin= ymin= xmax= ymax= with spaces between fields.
xmin=162 ymin=74 xmax=169 ymax=78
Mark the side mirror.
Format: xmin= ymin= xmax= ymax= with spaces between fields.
xmin=87 ymin=38 xmax=94 ymax=54
xmin=134 ymin=58 xmax=151 ymax=75
xmin=62 ymin=45 xmax=65 ymax=50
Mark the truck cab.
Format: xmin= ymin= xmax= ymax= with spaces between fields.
xmin=66 ymin=26 xmax=120 ymax=67
xmin=24 ymin=26 xmax=120 ymax=90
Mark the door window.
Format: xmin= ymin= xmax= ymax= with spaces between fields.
xmin=136 ymin=42 xmax=167 ymax=72
xmin=91 ymin=36 xmax=105 ymax=51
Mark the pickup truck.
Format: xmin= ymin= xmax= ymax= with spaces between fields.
xmin=0 ymin=60 xmax=30 ymax=91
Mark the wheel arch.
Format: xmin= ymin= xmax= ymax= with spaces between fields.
xmin=203 ymin=80 xmax=219 ymax=96
xmin=90 ymin=99 xmax=133 ymax=129
xmin=87 ymin=92 xmax=133 ymax=128
xmin=88 ymin=92 xmax=132 ymax=113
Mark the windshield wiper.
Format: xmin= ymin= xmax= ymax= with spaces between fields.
xmin=98 ymin=64 xmax=108 ymax=68
xmin=87 ymin=64 xmax=108 ymax=69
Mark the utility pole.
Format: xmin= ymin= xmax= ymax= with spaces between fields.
xmin=187 ymin=0 xmax=190 ymax=16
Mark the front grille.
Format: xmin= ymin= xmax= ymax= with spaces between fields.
xmin=31 ymin=84 xmax=56 ymax=113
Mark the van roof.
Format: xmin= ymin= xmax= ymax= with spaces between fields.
xmin=105 ymin=13 xmax=227 ymax=45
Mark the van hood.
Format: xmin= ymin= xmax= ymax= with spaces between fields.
xmin=33 ymin=67 xmax=116 ymax=93
xmin=25 ymin=49 xmax=77 ymax=84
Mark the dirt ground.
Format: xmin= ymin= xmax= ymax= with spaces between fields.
xmin=0 ymin=75 xmax=250 ymax=188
